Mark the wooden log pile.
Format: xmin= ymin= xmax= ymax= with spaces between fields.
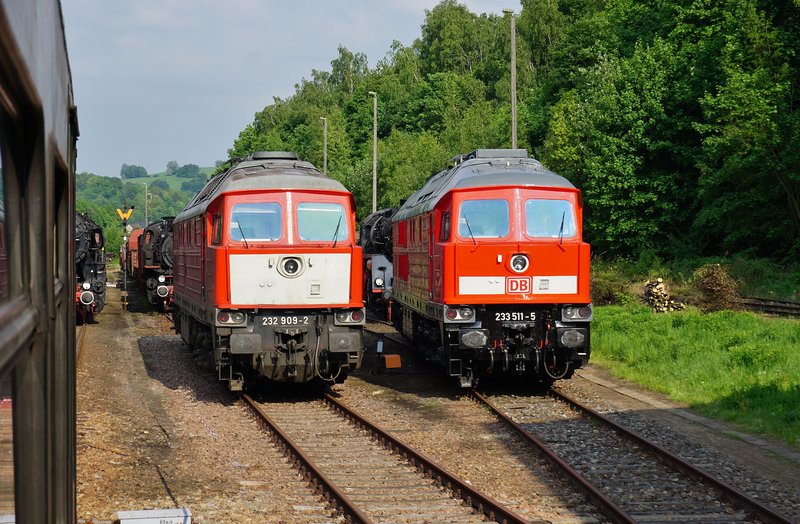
xmin=644 ymin=278 xmax=685 ymax=313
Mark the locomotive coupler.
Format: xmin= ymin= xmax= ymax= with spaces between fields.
xmin=286 ymin=339 xmax=297 ymax=378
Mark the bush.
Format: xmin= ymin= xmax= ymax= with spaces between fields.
xmin=692 ymin=263 xmax=742 ymax=312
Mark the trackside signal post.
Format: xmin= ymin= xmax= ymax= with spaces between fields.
xmin=117 ymin=206 xmax=134 ymax=310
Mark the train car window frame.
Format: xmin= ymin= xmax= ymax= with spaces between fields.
xmin=296 ymin=201 xmax=349 ymax=243
xmin=229 ymin=201 xmax=282 ymax=243
xmin=524 ymin=198 xmax=578 ymax=240
xmin=0 ymin=117 xmax=13 ymax=518
xmin=457 ymin=198 xmax=510 ymax=239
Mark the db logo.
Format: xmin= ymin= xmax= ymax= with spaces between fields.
xmin=506 ymin=276 xmax=531 ymax=294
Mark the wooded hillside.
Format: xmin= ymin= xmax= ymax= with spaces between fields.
xmin=229 ymin=0 xmax=800 ymax=262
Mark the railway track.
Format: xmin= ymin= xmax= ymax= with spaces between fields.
xmin=472 ymin=390 xmax=795 ymax=524
xmin=76 ymin=323 xmax=88 ymax=365
xmin=242 ymin=393 xmax=529 ymax=524
xmin=741 ymin=297 xmax=800 ymax=317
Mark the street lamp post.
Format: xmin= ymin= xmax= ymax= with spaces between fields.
xmin=368 ymin=91 xmax=378 ymax=213
xmin=320 ymin=116 xmax=328 ymax=175
xmin=503 ymin=8 xmax=518 ymax=149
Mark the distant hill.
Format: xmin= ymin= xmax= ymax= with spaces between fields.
xmin=141 ymin=166 xmax=217 ymax=191
xmin=76 ymin=167 xmax=214 ymax=256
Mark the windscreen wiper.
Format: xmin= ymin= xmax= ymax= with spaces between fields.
xmin=558 ymin=211 xmax=566 ymax=244
xmin=331 ymin=215 xmax=342 ymax=248
xmin=237 ymin=222 xmax=249 ymax=249
xmin=463 ymin=215 xmax=477 ymax=245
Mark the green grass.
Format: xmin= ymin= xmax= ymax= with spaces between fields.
xmin=591 ymin=305 xmax=800 ymax=446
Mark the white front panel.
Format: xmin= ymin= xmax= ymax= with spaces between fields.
xmin=458 ymin=276 xmax=505 ymax=295
xmin=532 ymin=276 xmax=577 ymax=294
xmin=229 ymin=253 xmax=351 ymax=305
xmin=458 ymin=275 xmax=577 ymax=295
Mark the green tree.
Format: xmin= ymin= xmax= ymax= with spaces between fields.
xmin=378 ymin=130 xmax=448 ymax=209
xmin=120 ymin=164 xmax=148 ymax=179
xmin=175 ymin=163 xmax=201 ymax=178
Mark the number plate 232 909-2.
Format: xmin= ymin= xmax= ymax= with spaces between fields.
xmin=261 ymin=315 xmax=310 ymax=326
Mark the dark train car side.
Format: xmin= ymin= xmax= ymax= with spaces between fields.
xmin=172 ymin=152 xmax=365 ymax=390
xmin=75 ymin=212 xmax=107 ymax=323
xmin=0 ymin=1 xmax=79 ymax=522
xmin=363 ymin=149 xmax=592 ymax=387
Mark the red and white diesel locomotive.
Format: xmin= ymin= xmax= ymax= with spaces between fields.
xmin=363 ymin=149 xmax=592 ymax=387
xmin=172 ymin=151 xmax=365 ymax=390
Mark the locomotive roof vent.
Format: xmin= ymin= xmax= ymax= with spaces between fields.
xmin=247 ymin=151 xmax=299 ymax=161
xmin=451 ymin=148 xmax=527 ymax=166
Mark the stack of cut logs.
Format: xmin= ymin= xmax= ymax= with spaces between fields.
xmin=644 ymin=278 xmax=685 ymax=312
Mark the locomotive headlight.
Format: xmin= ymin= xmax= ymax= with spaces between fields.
xmin=279 ymin=256 xmax=304 ymax=278
xmin=82 ymin=282 xmax=91 ymax=290
xmin=510 ymin=254 xmax=529 ymax=273
xmin=562 ymin=304 xmax=593 ymax=322
xmin=334 ymin=308 xmax=366 ymax=325
xmin=374 ymin=277 xmax=384 ymax=287
xmin=217 ymin=310 xmax=247 ymax=325
xmin=444 ymin=305 xmax=475 ymax=323
xmin=158 ymin=275 xmax=166 ymax=283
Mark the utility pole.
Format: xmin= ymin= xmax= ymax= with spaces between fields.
xmin=368 ymin=91 xmax=378 ymax=213
xmin=142 ymin=182 xmax=149 ymax=226
xmin=504 ymin=8 xmax=518 ymax=149
xmin=320 ymin=116 xmax=328 ymax=175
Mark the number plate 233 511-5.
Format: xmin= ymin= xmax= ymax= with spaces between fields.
xmin=261 ymin=315 xmax=310 ymax=326
xmin=494 ymin=311 xmax=536 ymax=322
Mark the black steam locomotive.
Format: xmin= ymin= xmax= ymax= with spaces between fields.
xmin=138 ymin=217 xmax=174 ymax=309
xmin=75 ymin=212 xmax=106 ymax=323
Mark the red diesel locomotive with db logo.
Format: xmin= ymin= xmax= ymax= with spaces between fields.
xmin=172 ymin=152 xmax=365 ymax=390
xmin=362 ymin=149 xmax=592 ymax=387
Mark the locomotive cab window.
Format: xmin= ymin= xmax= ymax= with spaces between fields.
xmin=439 ymin=211 xmax=451 ymax=241
xmin=458 ymin=199 xmax=509 ymax=239
xmin=297 ymin=202 xmax=348 ymax=242
xmin=211 ymin=215 xmax=222 ymax=245
xmin=525 ymin=199 xmax=577 ymax=239
xmin=230 ymin=202 xmax=282 ymax=242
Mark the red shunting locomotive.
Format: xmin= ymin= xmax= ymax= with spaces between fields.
xmin=362 ymin=149 xmax=592 ymax=387
xmin=172 ymin=152 xmax=365 ymax=390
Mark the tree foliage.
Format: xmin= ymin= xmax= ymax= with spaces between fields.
xmin=120 ymin=163 xmax=148 ymax=179
xmin=226 ymin=0 xmax=800 ymax=261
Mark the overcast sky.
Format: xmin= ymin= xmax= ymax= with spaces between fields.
xmin=62 ymin=1 xmax=522 ymax=178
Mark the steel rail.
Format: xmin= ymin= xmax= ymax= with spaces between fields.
xmin=241 ymin=394 xmax=373 ymax=524
xmin=741 ymin=297 xmax=800 ymax=317
xmin=547 ymin=389 xmax=795 ymax=524
xmin=323 ymin=392 xmax=530 ymax=524
xmin=76 ymin=323 xmax=88 ymax=366
xmin=471 ymin=390 xmax=636 ymax=524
